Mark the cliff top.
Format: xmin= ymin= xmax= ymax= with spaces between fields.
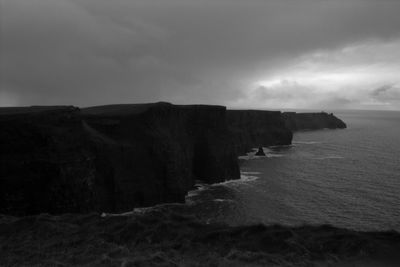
xmin=82 ymin=102 xmax=226 ymax=116
xmin=0 ymin=106 xmax=78 ymax=116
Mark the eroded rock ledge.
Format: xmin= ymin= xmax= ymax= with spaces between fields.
xmin=0 ymin=103 xmax=346 ymax=215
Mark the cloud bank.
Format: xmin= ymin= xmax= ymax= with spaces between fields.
xmin=1 ymin=0 xmax=400 ymax=110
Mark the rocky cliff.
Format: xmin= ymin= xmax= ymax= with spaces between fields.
xmin=227 ymin=110 xmax=293 ymax=155
xmin=0 ymin=106 xmax=96 ymax=215
xmin=0 ymin=103 xmax=239 ymax=215
xmin=0 ymin=103 xmax=347 ymax=216
xmin=282 ymin=111 xmax=347 ymax=131
xmin=81 ymin=102 xmax=240 ymax=213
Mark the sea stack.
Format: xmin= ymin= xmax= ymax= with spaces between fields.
xmin=255 ymin=147 xmax=266 ymax=156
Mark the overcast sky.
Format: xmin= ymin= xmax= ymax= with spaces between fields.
xmin=1 ymin=0 xmax=400 ymax=110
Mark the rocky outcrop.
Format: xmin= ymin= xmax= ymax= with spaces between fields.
xmin=255 ymin=147 xmax=266 ymax=156
xmin=282 ymin=112 xmax=347 ymax=131
xmin=0 ymin=103 xmax=239 ymax=215
xmin=227 ymin=110 xmax=293 ymax=155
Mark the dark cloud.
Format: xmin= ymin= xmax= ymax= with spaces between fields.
xmin=1 ymin=0 xmax=400 ymax=108
xmin=370 ymin=84 xmax=400 ymax=101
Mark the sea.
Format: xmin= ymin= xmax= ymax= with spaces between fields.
xmin=184 ymin=110 xmax=400 ymax=231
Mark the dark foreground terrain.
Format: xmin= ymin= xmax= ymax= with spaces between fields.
xmin=1 ymin=207 xmax=400 ymax=267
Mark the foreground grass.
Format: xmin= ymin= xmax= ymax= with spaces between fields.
xmin=1 ymin=208 xmax=400 ymax=267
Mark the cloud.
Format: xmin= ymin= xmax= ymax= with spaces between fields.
xmin=1 ymin=0 xmax=400 ymax=109
xmin=370 ymin=84 xmax=400 ymax=103
xmin=230 ymin=37 xmax=400 ymax=110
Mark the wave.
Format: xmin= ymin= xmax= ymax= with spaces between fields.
xmin=218 ymin=173 xmax=259 ymax=185
xmin=185 ymin=172 xmax=259 ymax=205
xmin=268 ymin=144 xmax=294 ymax=148
xmin=312 ymin=155 xmax=344 ymax=160
xmin=241 ymin=171 xmax=261 ymax=174
xmin=293 ymin=141 xmax=322 ymax=145
xmin=213 ymin=198 xmax=235 ymax=203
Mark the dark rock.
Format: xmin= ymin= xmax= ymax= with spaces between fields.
xmin=227 ymin=110 xmax=293 ymax=155
xmin=82 ymin=103 xmax=240 ymax=212
xmin=0 ymin=103 xmax=347 ymax=216
xmin=282 ymin=112 xmax=347 ymax=131
xmin=0 ymin=107 xmax=95 ymax=215
xmin=255 ymin=147 xmax=266 ymax=156
xmin=0 ymin=103 xmax=240 ymax=215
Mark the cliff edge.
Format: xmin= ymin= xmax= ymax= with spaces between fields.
xmin=283 ymin=111 xmax=347 ymax=131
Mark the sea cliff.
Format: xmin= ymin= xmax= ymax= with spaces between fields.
xmin=0 ymin=103 xmax=240 ymax=215
xmin=0 ymin=103 xmax=346 ymax=215
xmin=227 ymin=110 xmax=293 ymax=155
xmin=283 ymin=111 xmax=347 ymax=131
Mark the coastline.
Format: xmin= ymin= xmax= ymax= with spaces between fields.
xmin=0 ymin=102 xmax=373 ymax=266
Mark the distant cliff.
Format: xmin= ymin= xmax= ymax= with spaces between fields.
xmin=0 ymin=103 xmax=239 ymax=215
xmin=282 ymin=112 xmax=347 ymax=131
xmin=227 ymin=110 xmax=293 ymax=155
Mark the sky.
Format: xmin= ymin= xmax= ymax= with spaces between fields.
xmin=1 ymin=0 xmax=400 ymax=110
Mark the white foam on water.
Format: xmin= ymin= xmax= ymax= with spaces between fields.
xmin=268 ymin=144 xmax=294 ymax=149
xmin=216 ymin=173 xmax=259 ymax=186
xmin=185 ymin=171 xmax=260 ymax=205
xmin=241 ymin=171 xmax=261 ymax=175
xmin=293 ymin=141 xmax=321 ymax=145
xmin=213 ymin=198 xmax=235 ymax=202
xmin=313 ymin=155 xmax=344 ymax=160
xmin=101 ymin=202 xmax=184 ymax=217
xmin=267 ymin=154 xmax=284 ymax=158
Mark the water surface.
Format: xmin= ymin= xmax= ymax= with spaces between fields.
xmin=187 ymin=110 xmax=400 ymax=231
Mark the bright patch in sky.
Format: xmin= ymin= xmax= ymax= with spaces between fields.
xmin=231 ymin=38 xmax=400 ymax=110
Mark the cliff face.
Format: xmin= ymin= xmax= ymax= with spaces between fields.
xmin=227 ymin=110 xmax=293 ymax=155
xmin=82 ymin=103 xmax=239 ymax=213
xmin=0 ymin=103 xmax=240 ymax=215
xmin=0 ymin=107 xmax=96 ymax=215
xmin=0 ymin=103 xmax=347 ymax=215
xmin=282 ymin=112 xmax=347 ymax=131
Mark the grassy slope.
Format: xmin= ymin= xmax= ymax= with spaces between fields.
xmin=1 ymin=207 xmax=399 ymax=267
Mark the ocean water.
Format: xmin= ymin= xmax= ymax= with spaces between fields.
xmin=186 ymin=110 xmax=400 ymax=231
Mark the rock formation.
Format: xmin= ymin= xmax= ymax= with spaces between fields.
xmin=282 ymin=112 xmax=347 ymax=131
xmin=0 ymin=103 xmax=240 ymax=215
xmin=255 ymin=147 xmax=266 ymax=156
xmin=0 ymin=103 xmax=347 ymax=216
xmin=227 ymin=110 xmax=293 ymax=155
